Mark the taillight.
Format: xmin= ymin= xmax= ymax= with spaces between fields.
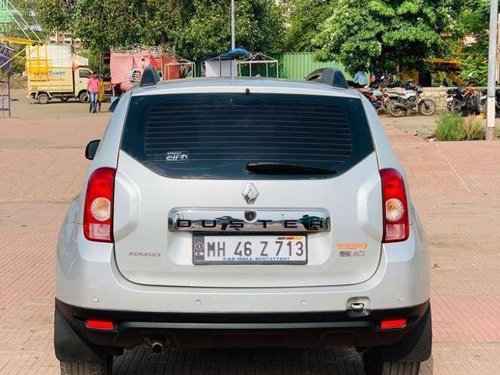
xmin=380 ymin=168 xmax=409 ymax=243
xmin=83 ymin=167 xmax=116 ymax=242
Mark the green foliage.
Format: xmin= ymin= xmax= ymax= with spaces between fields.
xmin=434 ymin=113 xmax=485 ymax=141
xmin=37 ymin=0 xmax=71 ymax=33
xmin=460 ymin=54 xmax=488 ymax=86
xmin=177 ymin=0 xmax=285 ymax=61
xmin=453 ymin=0 xmax=494 ymax=85
xmin=285 ymin=0 xmax=332 ymax=52
xmin=314 ymin=0 xmax=448 ymax=74
xmin=37 ymin=0 xmax=285 ymax=62
xmin=435 ymin=113 xmax=466 ymax=141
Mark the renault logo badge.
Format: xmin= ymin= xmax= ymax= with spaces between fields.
xmin=242 ymin=183 xmax=259 ymax=204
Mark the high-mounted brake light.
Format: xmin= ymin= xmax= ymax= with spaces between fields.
xmin=380 ymin=168 xmax=409 ymax=243
xmin=83 ymin=168 xmax=116 ymax=242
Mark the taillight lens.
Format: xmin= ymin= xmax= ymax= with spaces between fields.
xmin=380 ymin=318 xmax=407 ymax=330
xmin=83 ymin=167 xmax=116 ymax=242
xmin=380 ymin=168 xmax=409 ymax=243
xmin=85 ymin=319 xmax=115 ymax=331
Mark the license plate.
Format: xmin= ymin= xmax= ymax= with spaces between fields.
xmin=193 ymin=235 xmax=307 ymax=265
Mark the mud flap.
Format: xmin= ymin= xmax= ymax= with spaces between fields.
xmin=54 ymin=308 xmax=105 ymax=362
xmin=378 ymin=305 xmax=432 ymax=362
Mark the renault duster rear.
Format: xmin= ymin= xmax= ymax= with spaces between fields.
xmin=55 ymin=73 xmax=431 ymax=375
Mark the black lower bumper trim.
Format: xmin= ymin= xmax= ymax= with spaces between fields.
xmin=55 ymin=299 xmax=429 ymax=350
xmin=121 ymin=320 xmax=372 ymax=330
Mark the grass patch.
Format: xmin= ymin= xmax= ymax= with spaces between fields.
xmin=435 ymin=113 xmax=465 ymax=141
xmin=434 ymin=114 xmax=485 ymax=141
xmin=463 ymin=115 xmax=485 ymax=140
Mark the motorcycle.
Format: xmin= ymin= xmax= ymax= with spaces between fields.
xmin=387 ymin=81 xmax=436 ymax=117
xmin=479 ymin=89 xmax=500 ymax=116
xmin=381 ymin=89 xmax=400 ymax=112
xmin=358 ymin=87 xmax=383 ymax=111
xmin=445 ymin=77 xmax=480 ymax=116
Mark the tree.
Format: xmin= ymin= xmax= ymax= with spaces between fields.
xmin=285 ymin=0 xmax=332 ymax=52
xmin=36 ymin=0 xmax=71 ymax=34
xmin=451 ymin=0 xmax=493 ymax=85
xmin=314 ymin=0 xmax=449 ymax=74
xmin=2 ymin=0 xmax=42 ymax=39
xmin=37 ymin=0 xmax=286 ymax=62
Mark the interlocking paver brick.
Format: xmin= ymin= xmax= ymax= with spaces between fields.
xmin=0 ymin=112 xmax=499 ymax=374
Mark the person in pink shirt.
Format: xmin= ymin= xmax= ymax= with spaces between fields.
xmin=87 ymin=73 xmax=99 ymax=113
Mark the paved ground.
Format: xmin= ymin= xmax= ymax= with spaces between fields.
xmin=0 ymin=97 xmax=499 ymax=374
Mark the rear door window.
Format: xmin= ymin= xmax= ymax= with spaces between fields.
xmin=121 ymin=93 xmax=374 ymax=179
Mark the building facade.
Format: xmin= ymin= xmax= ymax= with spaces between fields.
xmin=47 ymin=31 xmax=82 ymax=54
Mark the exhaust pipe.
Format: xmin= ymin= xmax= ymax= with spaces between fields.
xmin=151 ymin=340 xmax=163 ymax=354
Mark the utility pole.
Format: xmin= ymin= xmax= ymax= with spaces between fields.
xmin=486 ymin=0 xmax=498 ymax=141
xmin=231 ymin=0 xmax=235 ymax=50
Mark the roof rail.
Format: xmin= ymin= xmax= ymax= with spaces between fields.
xmin=306 ymin=68 xmax=348 ymax=89
xmin=140 ymin=65 xmax=160 ymax=87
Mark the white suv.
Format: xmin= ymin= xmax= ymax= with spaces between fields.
xmin=54 ymin=68 xmax=431 ymax=375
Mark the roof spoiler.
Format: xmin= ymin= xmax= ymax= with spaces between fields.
xmin=140 ymin=65 xmax=160 ymax=87
xmin=306 ymin=68 xmax=348 ymax=89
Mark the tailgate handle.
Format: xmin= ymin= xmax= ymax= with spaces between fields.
xmin=349 ymin=303 xmax=365 ymax=312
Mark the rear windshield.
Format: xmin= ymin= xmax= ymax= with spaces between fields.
xmin=121 ymin=93 xmax=374 ymax=179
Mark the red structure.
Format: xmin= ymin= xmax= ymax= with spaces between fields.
xmin=109 ymin=49 xmax=183 ymax=93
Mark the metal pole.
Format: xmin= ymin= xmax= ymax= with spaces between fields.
xmin=486 ymin=0 xmax=498 ymax=141
xmin=7 ymin=73 xmax=11 ymax=117
xmin=231 ymin=0 xmax=235 ymax=50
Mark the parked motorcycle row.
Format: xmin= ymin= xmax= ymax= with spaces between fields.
xmin=354 ymin=76 xmax=497 ymax=118
xmin=356 ymin=80 xmax=437 ymax=117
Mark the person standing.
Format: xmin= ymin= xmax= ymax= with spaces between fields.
xmin=353 ymin=68 xmax=369 ymax=87
xmin=87 ymin=73 xmax=99 ymax=113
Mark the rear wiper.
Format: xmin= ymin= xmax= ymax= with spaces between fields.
xmin=246 ymin=162 xmax=337 ymax=175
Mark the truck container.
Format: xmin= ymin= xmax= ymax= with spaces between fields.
xmin=26 ymin=45 xmax=92 ymax=104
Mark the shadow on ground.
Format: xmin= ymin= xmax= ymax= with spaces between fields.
xmin=113 ymin=346 xmax=366 ymax=375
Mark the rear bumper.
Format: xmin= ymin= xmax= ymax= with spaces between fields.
xmin=56 ymin=221 xmax=430 ymax=314
xmin=55 ymin=298 xmax=429 ymax=350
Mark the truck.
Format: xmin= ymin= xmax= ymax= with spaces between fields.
xmin=26 ymin=45 xmax=92 ymax=104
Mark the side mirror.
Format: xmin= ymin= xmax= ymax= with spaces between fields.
xmin=85 ymin=140 xmax=100 ymax=160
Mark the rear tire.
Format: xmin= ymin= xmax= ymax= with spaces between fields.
xmin=418 ymin=99 xmax=436 ymax=116
xmin=387 ymin=100 xmax=405 ymax=117
xmin=38 ymin=93 xmax=49 ymax=105
xmin=363 ymin=351 xmax=421 ymax=375
xmin=60 ymin=358 xmax=112 ymax=375
xmin=450 ymin=99 xmax=462 ymax=115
